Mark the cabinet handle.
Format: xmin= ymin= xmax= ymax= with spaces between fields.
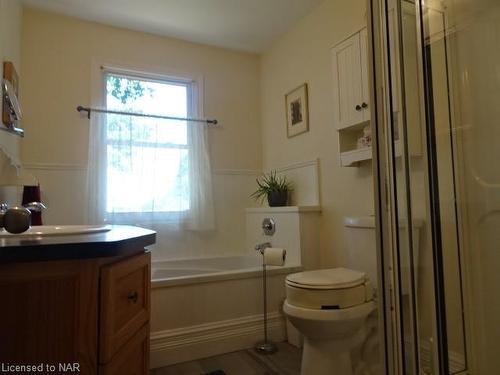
xmin=355 ymin=104 xmax=362 ymax=111
xmin=127 ymin=291 xmax=139 ymax=303
xmin=362 ymin=102 xmax=368 ymax=109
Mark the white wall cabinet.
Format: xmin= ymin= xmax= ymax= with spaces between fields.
xmin=331 ymin=29 xmax=370 ymax=130
xmin=332 ymin=19 xmax=421 ymax=167
xmin=331 ymin=28 xmax=372 ymax=167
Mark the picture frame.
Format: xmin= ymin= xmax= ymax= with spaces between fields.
xmin=285 ymin=83 xmax=309 ymax=138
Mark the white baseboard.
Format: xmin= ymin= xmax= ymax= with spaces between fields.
xmin=150 ymin=312 xmax=286 ymax=368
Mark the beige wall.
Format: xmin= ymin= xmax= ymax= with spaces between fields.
xmin=260 ymin=0 xmax=373 ymax=266
xmin=20 ymin=1 xmax=374 ymax=265
xmin=20 ymin=8 xmax=262 ymax=259
xmin=21 ymin=8 xmax=261 ymax=170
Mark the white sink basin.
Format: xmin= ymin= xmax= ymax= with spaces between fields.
xmin=0 ymin=225 xmax=112 ymax=238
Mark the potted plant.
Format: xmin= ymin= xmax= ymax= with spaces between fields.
xmin=251 ymin=171 xmax=293 ymax=207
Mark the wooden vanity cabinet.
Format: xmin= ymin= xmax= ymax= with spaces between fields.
xmin=0 ymin=251 xmax=151 ymax=375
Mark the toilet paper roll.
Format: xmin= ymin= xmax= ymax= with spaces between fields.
xmin=263 ymin=247 xmax=286 ymax=266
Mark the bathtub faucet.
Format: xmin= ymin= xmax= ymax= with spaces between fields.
xmin=255 ymin=242 xmax=272 ymax=254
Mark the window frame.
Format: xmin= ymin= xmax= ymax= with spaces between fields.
xmin=101 ymin=67 xmax=197 ymax=223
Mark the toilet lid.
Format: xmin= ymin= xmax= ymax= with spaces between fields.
xmin=286 ymin=268 xmax=366 ymax=290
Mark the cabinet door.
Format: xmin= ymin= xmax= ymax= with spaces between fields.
xmin=99 ymin=324 xmax=149 ymax=375
xmin=359 ymin=27 xmax=371 ymax=122
xmin=100 ymin=252 xmax=150 ymax=363
xmin=0 ymin=260 xmax=99 ymax=374
xmin=331 ymin=32 xmax=364 ymax=129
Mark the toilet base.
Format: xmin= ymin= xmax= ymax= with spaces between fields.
xmin=300 ymin=327 xmax=367 ymax=375
xmin=301 ymin=337 xmax=353 ymax=375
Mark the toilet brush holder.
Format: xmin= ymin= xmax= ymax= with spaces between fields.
xmin=254 ymin=244 xmax=278 ymax=355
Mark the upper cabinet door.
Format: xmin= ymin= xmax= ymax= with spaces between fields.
xmin=331 ymin=32 xmax=364 ymax=129
xmin=359 ymin=28 xmax=370 ymax=123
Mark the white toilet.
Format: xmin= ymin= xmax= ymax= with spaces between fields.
xmin=284 ymin=215 xmax=422 ymax=375
xmin=283 ymin=216 xmax=382 ymax=375
xmin=283 ymin=268 xmax=375 ymax=375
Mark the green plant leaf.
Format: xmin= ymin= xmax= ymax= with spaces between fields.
xmin=250 ymin=170 xmax=293 ymax=203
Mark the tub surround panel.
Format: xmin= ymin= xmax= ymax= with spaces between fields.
xmin=246 ymin=207 xmax=321 ymax=270
xmin=149 ymin=254 xmax=301 ymax=367
xmin=150 ymin=270 xmax=289 ymax=368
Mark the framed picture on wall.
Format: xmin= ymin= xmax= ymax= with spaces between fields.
xmin=285 ymin=83 xmax=309 ymax=138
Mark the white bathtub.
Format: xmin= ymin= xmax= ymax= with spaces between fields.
xmin=150 ymin=254 xmax=301 ymax=368
xmin=151 ymin=254 xmax=300 ymax=287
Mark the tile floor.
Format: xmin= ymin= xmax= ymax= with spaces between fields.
xmin=150 ymin=342 xmax=302 ymax=375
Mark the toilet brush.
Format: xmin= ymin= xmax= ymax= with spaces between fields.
xmin=254 ymin=243 xmax=280 ymax=355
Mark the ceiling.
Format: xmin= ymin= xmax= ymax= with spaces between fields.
xmin=22 ymin=0 xmax=324 ymax=53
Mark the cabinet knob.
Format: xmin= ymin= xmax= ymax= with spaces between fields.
xmin=362 ymin=102 xmax=368 ymax=109
xmin=355 ymin=104 xmax=362 ymax=111
xmin=127 ymin=291 xmax=139 ymax=303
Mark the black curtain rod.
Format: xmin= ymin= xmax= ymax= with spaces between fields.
xmin=76 ymin=106 xmax=218 ymax=125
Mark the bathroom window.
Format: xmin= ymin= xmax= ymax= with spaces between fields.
xmin=103 ymin=72 xmax=192 ymax=222
xmin=88 ymin=68 xmax=214 ymax=229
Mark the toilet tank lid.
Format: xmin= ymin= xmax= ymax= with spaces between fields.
xmin=286 ymin=268 xmax=366 ymax=289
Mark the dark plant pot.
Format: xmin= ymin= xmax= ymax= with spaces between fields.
xmin=267 ymin=190 xmax=288 ymax=207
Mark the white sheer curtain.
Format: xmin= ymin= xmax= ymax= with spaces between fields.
xmin=86 ymin=101 xmax=215 ymax=231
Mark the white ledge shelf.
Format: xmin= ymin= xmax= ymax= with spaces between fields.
xmin=340 ymin=147 xmax=373 ymax=167
xmin=245 ymin=205 xmax=322 ymax=213
xmin=340 ymin=140 xmax=404 ymax=167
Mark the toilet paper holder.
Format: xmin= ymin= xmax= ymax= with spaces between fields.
xmin=255 ymin=242 xmax=272 ymax=254
xmin=254 ymin=241 xmax=278 ymax=355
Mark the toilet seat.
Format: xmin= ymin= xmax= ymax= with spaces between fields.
xmin=284 ymin=299 xmax=375 ymax=321
xmin=286 ymin=268 xmax=366 ymax=290
xmin=285 ymin=268 xmax=373 ymax=309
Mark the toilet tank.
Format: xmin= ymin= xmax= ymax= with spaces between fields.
xmin=344 ymin=217 xmax=379 ymax=291
xmin=344 ymin=216 xmax=422 ymax=294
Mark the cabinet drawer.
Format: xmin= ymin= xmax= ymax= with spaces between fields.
xmin=99 ymin=324 xmax=149 ymax=375
xmin=100 ymin=252 xmax=150 ymax=363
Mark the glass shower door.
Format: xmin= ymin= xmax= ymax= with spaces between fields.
xmin=423 ymin=0 xmax=500 ymax=373
xmin=368 ymin=0 xmax=495 ymax=373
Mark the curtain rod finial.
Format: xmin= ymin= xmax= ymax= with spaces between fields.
xmin=77 ymin=106 xmax=91 ymax=119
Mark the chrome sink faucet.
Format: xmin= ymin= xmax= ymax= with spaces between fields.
xmin=0 ymin=201 xmax=47 ymax=233
xmin=23 ymin=201 xmax=47 ymax=212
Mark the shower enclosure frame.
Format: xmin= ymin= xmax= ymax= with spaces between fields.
xmin=367 ymin=0 xmax=469 ymax=374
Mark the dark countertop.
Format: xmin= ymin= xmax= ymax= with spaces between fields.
xmin=0 ymin=225 xmax=156 ymax=263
